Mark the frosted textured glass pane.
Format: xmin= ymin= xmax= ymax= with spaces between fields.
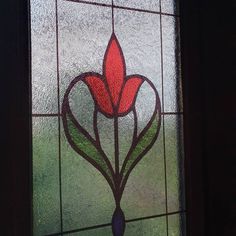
xmin=69 ymin=81 xmax=95 ymax=138
xmin=97 ymin=112 xmax=115 ymax=168
xmin=136 ymin=82 xmax=157 ymax=134
xmin=118 ymin=112 xmax=135 ymax=167
xmin=165 ymin=115 xmax=185 ymax=212
xmin=31 ymin=0 xmax=184 ymax=234
xmin=126 ymin=217 xmax=167 ymax=235
xmin=162 ymin=16 xmax=182 ymax=112
xmin=114 ymin=9 xmax=163 ymax=110
xmin=114 ymin=0 xmax=160 ymax=12
xmin=168 ymin=213 xmax=186 ymax=236
xmin=70 ymin=227 xmax=111 ymax=236
xmin=31 ymin=0 xmax=57 ymax=113
xmin=61 ymin=126 xmax=115 ymax=231
xmin=121 ymin=120 xmax=166 ymax=219
xmin=32 ymin=118 xmax=60 ymax=235
xmin=58 ymin=1 xmax=112 ymax=106
xmin=59 ymin=3 xmax=165 ymax=227
xmin=161 ymin=0 xmax=179 ymax=15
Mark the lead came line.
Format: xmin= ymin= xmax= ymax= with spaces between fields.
xmin=114 ymin=116 xmax=120 ymax=180
xmin=55 ymin=0 xmax=63 ymax=233
xmin=31 ymin=112 xmax=183 ymax=117
xmin=112 ymin=0 xmax=115 ymax=32
xmin=44 ymin=211 xmax=186 ymax=236
xmin=65 ymin=0 xmax=179 ymax=17
xmin=32 ymin=114 xmax=60 ymax=117
xmin=159 ymin=0 xmax=169 ymax=235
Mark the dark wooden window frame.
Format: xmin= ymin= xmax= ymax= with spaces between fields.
xmin=179 ymin=1 xmax=206 ymax=235
xmin=2 ymin=0 xmax=210 ymax=235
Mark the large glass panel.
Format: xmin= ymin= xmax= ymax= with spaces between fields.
xmin=114 ymin=7 xmax=165 ymax=220
xmin=58 ymin=2 xmax=114 ymax=231
xmin=31 ymin=0 xmax=185 ymax=235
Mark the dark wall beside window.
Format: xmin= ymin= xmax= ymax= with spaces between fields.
xmin=200 ymin=1 xmax=236 ymax=235
xmin=1 ymin=0 xmax=31 ymax=235
xmin=181 ymin=0 xmax=236 ymax=235
xmin=1 ymin=0 xmax=236 ymax=235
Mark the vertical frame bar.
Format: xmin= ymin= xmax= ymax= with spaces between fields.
xmin=1 ymin=0 xmax=31 ymax=234
xmin=55 ymin=0 xmax=63 ymax=232
xmin=159 ymin=1 xmax=169 ymax=235
xmin=179 ymin=0 xmax=206 ymax=235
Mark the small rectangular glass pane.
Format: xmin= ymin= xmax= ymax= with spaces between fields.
xmin=165 ymin=115 xmax=185 ymax=212
xmin=161 ymin=0 xmax=179 ymax=15
xmin=114 ymin=0 xmax=160 ymax=12
xmin=168 ymin=213 xmax=186 ymax=236
xmin=31 ymin=0 xmax=57 ymax=113
xmin=32 ymin=118 xmax=60 ymax=235
xmin=70 ymin=226 xmax=112 ymax=236
xmin=125 ymin=217 xmax=167 ymax=235
xmin=163 ymin=16 xmax=182 ymax=112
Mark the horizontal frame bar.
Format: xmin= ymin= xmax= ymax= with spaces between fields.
xmin=44 ymin=210 xmax=186 ymax=236
xmin=65 ymin=0 xmax=179 ymax=17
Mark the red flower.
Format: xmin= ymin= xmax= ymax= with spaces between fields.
xmin=84 ymin=34 xmax=143 ymax=117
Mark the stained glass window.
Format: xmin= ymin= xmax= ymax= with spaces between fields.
xmin=31 ymin=0 xmax=185 ymax=235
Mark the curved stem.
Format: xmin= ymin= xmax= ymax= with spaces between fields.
xmin=133 ymin=107 xmax=138 ymax=141
xmin=114 ymin=116 xmax=119 ymax=174
xmin=93 ymin=107 xmax=101 ymax=148
xmin=114 ymin=116 xmax=120 ymax=190
xmin=112 ymin=0 xmax=115 ymax=33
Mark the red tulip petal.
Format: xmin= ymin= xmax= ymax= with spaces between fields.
xmin=118 ymin=77 xmax=143 ymax=114
xmin=84 ymin=76 xmax=113 ymax=115
xmin=104 ymin=34 xmax=125 ymax=106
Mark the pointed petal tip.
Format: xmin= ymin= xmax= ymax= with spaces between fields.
xmin=118 ymin=76 xmax=143 ymax=114
xmin=104 ymin=32 xmax=125 ymax=106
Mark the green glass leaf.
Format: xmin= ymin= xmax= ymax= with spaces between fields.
xmin=65 ymin=112 xmax=115 ymax=187
xmin=121 ymin=117 xmax=159 ymax=185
